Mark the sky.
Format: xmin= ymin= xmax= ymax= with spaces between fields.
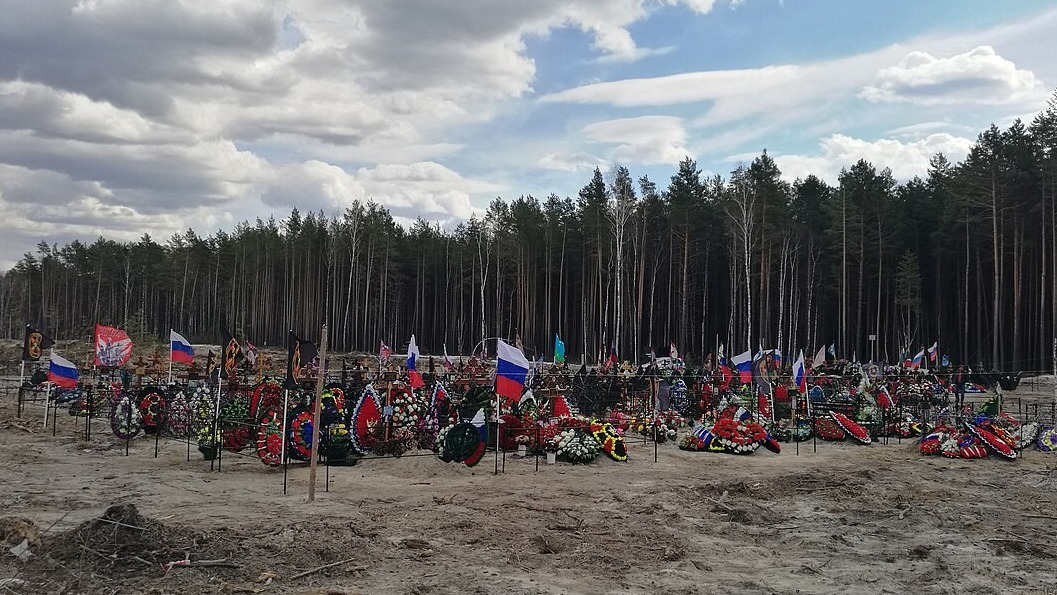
xmin=0 ymin=0 xmax=1055 ymax=270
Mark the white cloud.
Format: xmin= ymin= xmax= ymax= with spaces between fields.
xmin=0 ymin=0 xmax=726 ymax=265
xmin=885 ymin=121 xmax=977 ymax=140
xmin=540 ymin=15 xmax=1056 ymax=135
xmin=772 ymin=133 xmax=974 ymax=184
xmin=260 ymin=160 xmax=497 ymax=221
xmin=582 ymin=116 xmax=691 ymax=164
xmin=860 ymin=46 xmax=1046 ymax=106
xmin=536 ymin=151 xmax=607 ymax=172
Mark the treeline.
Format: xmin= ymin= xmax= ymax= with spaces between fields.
xmin=2 ymin=92 xmax=1057 ymax=371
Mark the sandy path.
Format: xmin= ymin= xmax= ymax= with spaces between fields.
xmin=2 ymin=394 xmax=1057 ymax=595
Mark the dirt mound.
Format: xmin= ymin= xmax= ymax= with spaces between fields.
xmin=33 ymin=504 xmax=235 ymax=579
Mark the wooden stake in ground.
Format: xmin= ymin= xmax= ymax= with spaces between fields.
xmin=307 ymin=324 xmax=329 ymax=503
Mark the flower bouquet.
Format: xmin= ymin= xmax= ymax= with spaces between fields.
xmin=590 ymin=421 xmax=628 ymax=461
xmin=434 ymin=425 xmax=453 ymax=459
xmin=110 ymin=394 xmax=143 ymax=441
xmin=373 ymin=426 xmax=417 ymax=457
xmin=138 ymin=389 xmax=166 ymax=434
xmin=256 ymin=410 xmax=284 ymax=466
xmin=164 ymin=392 xmax=192 ymax=439
xmin=1036 ymin=426 xmax=1057 ymax=452
xmin=554 ymin=428 xmax=601 ymax=464
xmin=320 ymin=387 xmax=347 ymax=426
xmin=679 ymin=433 xmax=708 ymax=451
xmin=711 ymin=417 xmax=766 ymax=454
xmin=390 ymin=386 xmax=425 ymax=434
xmin=220 ymin=397 xmax=253 ymax=452
xmin=286 ymin=408 xmax=315 ymax=461
xmin=251 ymin=379 xmax=284 ymax=422
xmin=813 ymin=417 xmax=846 ymax=441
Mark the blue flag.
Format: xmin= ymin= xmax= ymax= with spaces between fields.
xmin=554 ymin=334 xmax=566 ymax=364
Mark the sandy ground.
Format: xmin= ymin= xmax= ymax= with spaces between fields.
xmin=2 ymin=386 xmax=1057 ymax=595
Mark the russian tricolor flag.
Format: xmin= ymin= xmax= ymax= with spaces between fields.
xmin=730 ymin=349 xmax=753 ymax=383
xmin=910 ymin=349 xmax=925 ymax=369
xmin=495 ymin=338 xmax=529 ymax=402
xmin=792 ymin=350 xmax=807 ymax=394
xmin=48 ymin=352 xmax=79 ymax=388
xmin=170 ymin=330 xmax=195 ymax=365
xmin=407 ymin=334 xmax=425 ymax=389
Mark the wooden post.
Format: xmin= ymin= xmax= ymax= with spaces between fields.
xmin=308 ymin=324 xmax=329 ymax=503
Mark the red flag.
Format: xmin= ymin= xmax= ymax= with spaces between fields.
xmin=94 ymin=324 xmax=132 ymax=367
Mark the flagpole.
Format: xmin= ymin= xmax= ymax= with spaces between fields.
xmin=494 ymin=376 xmax=500 ymax=476
xmin=44 ymin=380 xmax=52 ymax=429
xmin=308 ymin=324 xmax=329 ymax=503
xmin=212 ymin=369 xmax=223 ymax=472
xmin=168 ymin=330 xmax=174 ymax=385
xmin=280 ymin=389 xmax=289 ymax=472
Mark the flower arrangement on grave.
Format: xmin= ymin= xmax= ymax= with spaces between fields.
xmin=813 ymin=417 xmax=846 ymax=441
xmin=373 ymin=425 xmax=417 ymax=457
xmin=110 ymin=393 xmax=143 ymax=440
xmin=389 ymin=385 xmax=425 ymax=434
xmin=590 ymin=421 xmax=628 ymax=461
xmin=854 ymin=404 xmax=877 ymax=424
xmin=984 ymin=414 xmax=1034 ymax=451
xmin=164 ymin=392 xmax=192 ymax=439
xmin=138 ymin=389 xmax=166 ymax=433
xmin=1011 ymin=422 xmax=1039 ymax=450
xmin=256 ymin=410 xmax=284 ymax=466
xmin=711 ymin=417 xmax=767 ymax=454
xmin=219 ymin=397 xmax=253 ymax=452
xmin=965 ymin=422 xmax=1016 ymax=460
xmin=774 ymin=418 xmax=812 ymax=442
xmin=918 ymin=430 xmax=945 ymax=455
xmin=942 ymin=430 xmax=984 ymax=458
xmin=460 ymin=386 xmax=500 ymax=421
xmin=320 ymin=387 xmax=346 ymax=424
xmin=350 ymin=387 xmax=383 ymax=455
xmin=417 ymin=383 xmax=456 ymax=451
xmin=606 ymin=411 xmax=631 ymax=433
xmin=514 ymin=402 xmax=542 ymax=448
xmin=287 ymin=408 xmax=315 ymax=461
xmin=539 ymin=424 xmax=563 ymax=452
xmin=656 ymin=410 xmax=684 ymax=442
xmin=65 ymin=388 xmax=90 ymax=417
xmin=670 ymin=379 xmax=689 ymax=414
xmin=679 ymin=433 xmax=708 ymax=451
xmin=830 ymin=411 xmax=872 ymax=445
xmin=552 ymin=428 xmax=601 ymax=464
xmin=251 ymin=379 xmax=284 ymax=421
xmin=440 ymin=422 xmax=485 ymax=466
xmin=498 ymin=413 xmax=523 ymax=451
xmin=882 ymin=413 xmax=923 ymax=438
xmin=1036 ymin=426 xmax=1057 ymax=452
xmin=322 ymin=416 xmax=357 ymax=463
xmin=434 ymin=425 xmax=453 ymax=459
xmin=188 ymin=388 xmax=219 ymax=457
